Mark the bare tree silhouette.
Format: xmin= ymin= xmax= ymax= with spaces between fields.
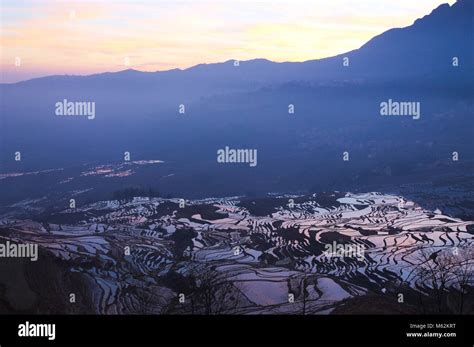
xmin=410 ymin=246 xmax=474 ymax=314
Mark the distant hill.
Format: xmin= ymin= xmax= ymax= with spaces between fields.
xmin=4 ymin=0 xmax=472 ymax=90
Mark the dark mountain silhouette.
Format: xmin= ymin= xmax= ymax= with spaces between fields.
xmin=4 ymin=0 xmax=472 ymax=90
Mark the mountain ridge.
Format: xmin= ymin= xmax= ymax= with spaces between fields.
xmin=2 ymin=0 xmax=472 ymax=86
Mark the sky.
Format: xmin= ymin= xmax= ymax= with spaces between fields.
xmin=0 ymin=0 xmax=456 ymax=83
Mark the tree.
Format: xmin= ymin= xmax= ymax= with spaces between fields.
xmin=451 ymin=247 xmax=474 ymax=314
xmin=411 ymin=246 xmax=474 ymax=314
xmin=164 ymin=264 xmax=244 ymax=314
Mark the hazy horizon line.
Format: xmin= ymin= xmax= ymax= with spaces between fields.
xmin=1 ymin=0 xmax=456 ymax=84
xmin=1 ymin=55 xmax=328 ymax=85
